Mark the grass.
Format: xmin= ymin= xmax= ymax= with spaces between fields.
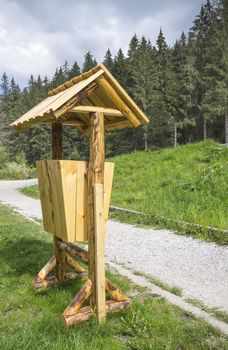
xmin=133 ymin=271 xmax=182 ymax=296
xmin=20 ymin=141 xmax=228 ymax=244
xmin=186 ymin=298 xmax=228 ymax=325
xmin=0 ymin=205 xmax=228 ymax=349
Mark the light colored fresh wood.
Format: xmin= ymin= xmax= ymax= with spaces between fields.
xmin=70 ymin=105 xmax=123 ymax=117
xmin=36 ymin=255 xmax=56 ymax=281
xmin=88 ymin=112 xmax=105 ymax=311
xmin=105 ymin=279 xmax=129 ymax=302
xmin=105 ymin=300 xmax=130 ymax=313
xmin=66 ymin=254 xmax=85 ymax=273
xmin=97 ymin=76 xmax=140 ymax=127
xmin=62 ymin=306 xmax=93 ymax=327
xmin=11 ymin=64 xmax=149 ymax=133
xmin=94 ymin=183 xmax=106 ymax=323
xmin=63 ymin=279 xmax=93 ymax=317
xmin=52 ymin=123 xmax=66 ymax=283
xmin=57 ymin=240 xmax=89 ymax=263
xmin=100 ymin=64 xmax=149 ymax=125
xmin=10 ymin=71 xmax=103 ymax=131
xmin=36 ymin=160 xmax=114 ymax=242
xmin=54 ymin=81 xmax=99 ymax=118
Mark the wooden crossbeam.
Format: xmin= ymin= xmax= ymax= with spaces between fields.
xmin=54 ymin=82 xmax=99 ymax=118
xmin=70 ymin=105 xmax=123 ymax=117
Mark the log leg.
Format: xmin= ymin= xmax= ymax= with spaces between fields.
xmin=54 ymin=236 xmax=66 ymax=283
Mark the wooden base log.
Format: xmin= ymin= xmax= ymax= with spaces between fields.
xmin=57 ymin=240 xmax=88 ymax=264
xmin=106 ymin=300 xmax=130 ymax=313
xmin=33 ymin=272 xmax=81 ymax=290
xmin=62 ymin=300 xmax=130 ymax=328
xmin=34 ymin=275 xmax=57 ymax=289
xmin=66 ymin=254 xmax=85 ymax=273
xmin=63 ymin=279 xmax=93 ymax=317
xmin=34 ymin=255 xmax=56 ymax=284
xmin=105 ymin=279 xmax=129 ymax=302
xmin=62 ymin=306 xmax=93 ymax=327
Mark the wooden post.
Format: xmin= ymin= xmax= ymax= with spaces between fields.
xmin=88 ymin=112 xmax=106 ymax=323
xmin=52 ymin=123 xmax=66 ymax=282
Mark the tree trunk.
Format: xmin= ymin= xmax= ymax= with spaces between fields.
xmin=144 ymin=125 xmax=148 ymax=151
xmin=203 ymin=118 xmax=207 ymax=141
xmin=225 ymin=111 xmax=228 ymax=144
xmin=174 ymin=122 xmax=177 ymax=148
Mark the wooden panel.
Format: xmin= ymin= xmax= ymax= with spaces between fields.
xmin=94 ymin=183 xmax=106 ymax=323
xmin=104 ymin=162 xmax=115 ymax=232
xmin=36 ymin=160 xmax=114 ymax=243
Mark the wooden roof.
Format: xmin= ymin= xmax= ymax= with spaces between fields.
xmin=10 ymin=64 xmax=149 ymax=134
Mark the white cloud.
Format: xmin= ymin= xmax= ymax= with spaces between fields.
xmin=0 ymin=0 xmax=202 ymax=87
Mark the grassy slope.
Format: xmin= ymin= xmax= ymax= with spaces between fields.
xmin=21 ymin=141 xmax=228 ymax=243
xmin=111 ymin=141 xmax=228 ymax=229
xmin=0 ymin=206 xmax=227 ymax=349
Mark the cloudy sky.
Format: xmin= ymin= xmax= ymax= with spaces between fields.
xmin=0 ymin=0 xmax=202 ymax=86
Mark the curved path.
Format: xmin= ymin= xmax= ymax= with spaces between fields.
xmin=0 ymin=179 xmax=227 ymax=315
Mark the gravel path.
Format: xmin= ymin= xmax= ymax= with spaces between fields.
xmin=0 ymin=179 xmax=227 ymax=313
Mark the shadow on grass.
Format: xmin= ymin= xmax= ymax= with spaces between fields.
xmin=0 ymin=236 xmax=54 ymax=276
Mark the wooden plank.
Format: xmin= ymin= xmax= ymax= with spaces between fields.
xmin=100 ymin=63 xmax=149 ymax=125
xmin=52 ymin=123 xmax=66 ymax=283
xmin=70 ymin=105 xmax=123 ymax=117
xmin=62 ymin=161 xmax=77 ymax=242
xmin=104 ymin=162 xmax=114 ymax=232
xmin=97 ymin=76 xmax=141 ymax=127
xmin=105 ymin=119 xmax=131 ymax=131
xmin=54 ymin=81 xmax=99 ymax=118
xmin=94 ymin=183 xmax=106 ymax=323
xmin=11 ymin=69 xmax=103 ymax=131
xmin=75 ymin=161 xmax=87 ymax=241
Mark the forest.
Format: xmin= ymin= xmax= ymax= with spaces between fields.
xmin=0 ymin=0 xmax=227 ymax=165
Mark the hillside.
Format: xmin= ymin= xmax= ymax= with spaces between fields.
xmin=111 ymin=140 xmax=228 ymax=231
xmin=21 ymin=141 xmax=228 ymax=241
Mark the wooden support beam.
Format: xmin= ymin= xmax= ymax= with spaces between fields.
xmin=33 ymin=272 xmax=81 ymax=290
xmin=66 ymin=254 xmax=85 ymax=273
xmin=94 ymin=183 xmax=106 ymax=323
xmin=62 ymin=300 xmax=130 ymax=328
xmin=52 ymin=123 xmax=66 ymax=283
xmin=97 ymin=76 xmax=140 ymax=127
xmin=35 ymin=255 xmax=56 ymax=282
xmin=88 ymin=111 xmax=105 ymax=321
xmin=54 ymin=82 xmax=99 ymax=118
xmin=70 ymin=105 xmax=123 ymax=117
xmin=57 ymin=240 xmax=89 ymax=263
xmin=106 ymin=300 xmax=130 ymax=313
xmin=63 ymin=279 xmax=93 ymax=317
xmin=105 ymin=279 xmax=129 ymax=302
xmin=62 ymin=306 xmax=93 ymax=327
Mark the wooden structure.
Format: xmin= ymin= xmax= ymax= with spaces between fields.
xmin=11 ymin=64 xmax=149 ymax=326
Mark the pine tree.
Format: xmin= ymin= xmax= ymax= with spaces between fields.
xmin=82 ymin=52 xmax=97 ymax=72
xmin=68 ymin=61 xmax=81 ymax=79
xmin=151 ymin=29 xmax=175 ymax=148
xmin=103 ymin=49 xmax=114 ymax=72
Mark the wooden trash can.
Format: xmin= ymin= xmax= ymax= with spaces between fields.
xmin=36 ymin=160 xmax=114 ymax=243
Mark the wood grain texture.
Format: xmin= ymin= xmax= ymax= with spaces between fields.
xmin=36 ymin=160 xmax=114 ymax=243
xmin=105 ymin=279 xmax=129 ymax=302
xmin=94 ymin=183 xmax=106 ymax=323
xmin=63 ymin=279 xmax=93 ymax=317
xmin=88 ymin=112 xmax=105 ymax=311
xmin=62 ymin=306 xmax=93 ymax=327
xmin=52 ymin=123 xmax=66 ymax=283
